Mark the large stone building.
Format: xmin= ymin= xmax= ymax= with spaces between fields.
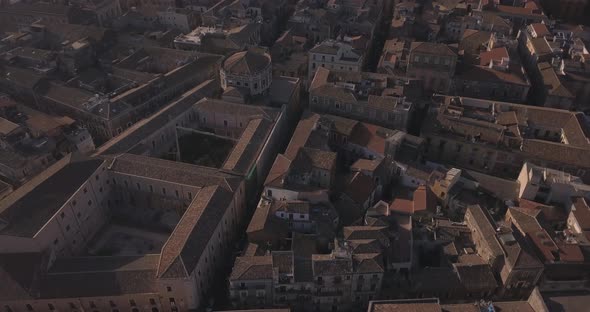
xmin=421 ymin=95 xmax=590 ymax=183
xmin=465 ymin=205 xmax=544 ymax=298
xmin=0 ymin=80 xmax=290 ymax=311
xmin=518 ymin=23 xmax=590 ymax=111
xmin=406 ymin=42 xmax=458 ymax=93
xmin=309 ymin=68 xmax=412 ymax=131
xmin=453 ymin=32 xmax=531 ymax=103
xmin=308 ymin=40 xmax=364 ymax=82
xmin=0 ymin=48 xmax=223 ymax=144
xmin=221 ymin=49 xmax=273 ymax=96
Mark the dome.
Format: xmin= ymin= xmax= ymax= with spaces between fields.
xmin=222 ymin=50 xmax=271 ymax=75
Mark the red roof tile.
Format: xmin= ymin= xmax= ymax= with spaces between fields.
xmin=479 ymin=47 xmax=509 ymax=66
xmin=557 ymin=243 xmax=585 ymax=263
xmin=389 ymin=198 xmax=414 ymax=215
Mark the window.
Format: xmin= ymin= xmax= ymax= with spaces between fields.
xmin=83 ymin=188 xmax=87 ymax=194
xmin=48 ymin=304 xmax=54 ymax=311
xmin=162 ymin=188 xmax=166 ymax=195
xmin=66 ymin=225 xmax=71 ymax=231
xmin=150 ymin=185 xmax=153 ymax=193
xmin=224 ymin=120 xmax=228 ymax=127
xmin=60 ymin=212 xmax=65 ymax=218
xmin=69 ymin=303 xmax=76 ymax=309
xmin=53 ymin=239 xmax=58 ymax=245
xmin=149 ymin=299 xmax=156 ymax=305
xmin=129 ymin=300 xmax=136 ymax=306
xmin=26 ymin=305 xmax=33 ymax=312
xmin=95 ymin=175 xmax=99 ymax=181
xmin=137 ymin=183 xmax=141 ymax=190
xmin=167 ymin=286 xmax=172 ymax=292
xmin=99 ymin=187 xmax=103 ymax=193
xmin=88 ymin=200 xmax=92 ymax=206
xmin=109 ymin=301 xmax=116 ymax=308
xmin=90 ymin=301 xmax=96 ymax=309
xmin=188 ymin=192 xmax=192 ymax=200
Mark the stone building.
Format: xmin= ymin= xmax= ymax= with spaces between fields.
xmin=421 ymin=95 xmax=590 ymax=183
xmin=407 ymin=42 xmax=458 ymax=93
xmin=221 ymin=49 xmax=273 ymax=96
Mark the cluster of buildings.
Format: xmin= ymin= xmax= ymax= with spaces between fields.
xmin=0 ymin=0 xmax=589 ymax=312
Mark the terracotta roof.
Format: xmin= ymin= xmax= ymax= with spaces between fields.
xmin=284 ymin=111 xmax=321 ymax=160
xmin=495 ymin=4 xmax=543 ymax=16
xmin=348 ymin=123 xmax=394 ymax=155
xmin=479 ymin=47 xmax=509 ymax=66
xmin=508 ymin=208 xmax=542 ymax=232
xmin=323 ymin=114 xmax=359 ymax=136
xmin=353 ymin=253 xmax=385 ymax=273
xmin=390 ymin=198 xmax=414 ymax=215
xmin=291 ymin=147 xmax=336 ymax=172
xmin=367 ymin=300 xmax=441 ymax=312
xmin=351 ymin=158 xmax=382 ymax=172
xmin=556 ymin=242 xmax=585 ymax=263
xmin=264 ymin=154 xmax=291 ymax=186
xmin=195 ymin=98 xmax=278 ymax=120
xmin=496 ymin=111 xmax=518 ymax=125
xmin=344 ymin=172 xmax=376 ymax=204
xmin=517 ymin=199 xmax=566 ymax=223
xmin=413 ymin=185 xmax=437 ymax=214
xmin=246 ymin=198 xmax=289 ymax=241
xmin=222 ymin=118 xmax=273 ymax=174
xmin=158 ymin=185 xmax=233 ymax=278
xmin=501 ymin=231 xmax=543 ymax=269
xmin=527 ymin=230 xmax=558 ymax=262
xmin=0 ymin=155 xmax=103 ymax=237
xmin=456 ymin=63 xmax=529 ymax=86
xmin=521 ymin=140 xmax=590 ymax=169
xmin=453 ymin=263 xmax=498 ymax=292
xmin=343 ymin=226 xmax=389 ymax=247
xmin=538 ymin=63 xmax=575 ymax=98
xmin=411 ymin=42 xmax=457 ymax=56
xmin=222 ymin=50 xmax=271 ymax=75
xmin=466 ymin=205 xmax=504 ymax=257
xmin=312 ymin=254 xmax=352 ymax=275
xmin=230 ymin=255 xmax=273 ymax=280
xmin=272 ymin=251 xmax=293 ymax=275
xmin=531 ymin=23 xmax=550 ymax=37
xmin=109 ymin=153 xmax=241 ymax=191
